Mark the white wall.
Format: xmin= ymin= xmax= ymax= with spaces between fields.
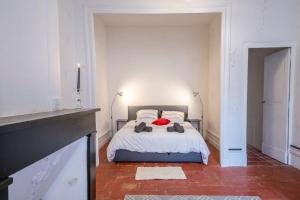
xmin=58 ymin=0 xmax=88 ymax=109
xmin=4 ymin=0 xmax=296 ymax=179
xmin=93 ymin=17 xmax=110 ymax=138
xmin=207 ymin=15 xmax=221 ymax=149
xmin=290 ymin=10 xmax=300 ymax=169
xmin=81 ymin=0 xmax=300 ymax=166
xmin=226 ymin=0 xmax=299 ymax=166
xmin=0 ymin=0 xmax=60 ymax=116
xmin=106 ymin=25 xmax=210 ymax=133
xmin=1 ymin=0 xmax=89 ymax=199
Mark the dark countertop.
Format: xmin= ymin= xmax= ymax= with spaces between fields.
xmin=0 ymin=108 xmax=100 ymax=134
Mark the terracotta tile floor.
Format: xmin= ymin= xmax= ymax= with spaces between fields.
xmin=247 ymin=145 xmax=284 ymax=167
xmin=96 ymin=143 xmax=300 ymax=200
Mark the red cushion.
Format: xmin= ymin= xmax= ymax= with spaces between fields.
xmin=152 ymin=118 xmax=170 ymax=126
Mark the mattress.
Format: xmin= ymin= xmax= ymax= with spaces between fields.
xmin=107 ymin=120 xmax=210 ymax=164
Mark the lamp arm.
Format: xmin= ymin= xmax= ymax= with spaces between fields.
xmin=110 ymin=94 xmax=118 ymax=118
xmin=193 ymin=92 xmax=204 ymax=135
xmin=110 ymin=93 xmax=118 ymax=134
xmin=198 ymin=96 xmax=204 ymax=136
xmin=198 ymin=96 xmax=204 ymax=119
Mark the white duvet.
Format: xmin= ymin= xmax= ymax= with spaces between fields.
xmin=107 ymin=121 xmax=210 ymax=164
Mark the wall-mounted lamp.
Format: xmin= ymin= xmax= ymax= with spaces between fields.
xmin=110 ymin=91 xmax=123 ymax=134
xmin=193 ymin=92 xmax=204 ymax=135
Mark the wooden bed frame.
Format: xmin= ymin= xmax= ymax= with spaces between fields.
xmin=113 ymin=105 xmax=203 ymax=163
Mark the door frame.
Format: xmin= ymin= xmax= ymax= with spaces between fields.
xmin=243 ymin=42 xmax=296 ymax=165
xmin=83 ymin=5 xmax=232 ymax=166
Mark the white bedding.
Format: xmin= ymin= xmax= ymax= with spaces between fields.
xmin=107 ymin=121 xmax=210 ymax=164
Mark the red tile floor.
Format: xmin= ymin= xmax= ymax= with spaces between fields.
xmin=96 ymin=143 xmax=300 ymax=200
xmin=247 ymin=145 xmax=284 ymax=166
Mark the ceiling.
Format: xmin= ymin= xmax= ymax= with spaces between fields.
xmin=94 ymin=13 xmax=221 ymax=26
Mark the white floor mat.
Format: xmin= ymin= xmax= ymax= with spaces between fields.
xmin=135 ymin=166 xmax=187 ymax=180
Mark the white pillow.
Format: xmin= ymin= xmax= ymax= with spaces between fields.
xmin=161 ymin=111 xmax=185 ymax=123
xmin=136 ymin=109 xmax=158 ymax=124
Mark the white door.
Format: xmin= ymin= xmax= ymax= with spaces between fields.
xmin=262 ymin=48 xmax=290 ymax=163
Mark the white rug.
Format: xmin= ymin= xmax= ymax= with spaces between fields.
xmin=135 ymin=167 xmax=187 ymax=180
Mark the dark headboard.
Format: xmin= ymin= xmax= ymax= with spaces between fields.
xmin=128 ymin=105 xmax=188 ymax=121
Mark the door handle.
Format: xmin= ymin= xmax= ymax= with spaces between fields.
xmin=262 ymin=100 xmax=266 ymax=104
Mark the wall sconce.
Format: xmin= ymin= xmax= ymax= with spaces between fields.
xmin=193 ymin=91 xmax=204 ymax=134
xmin=110 ymin=91 xmax=123 ymax=134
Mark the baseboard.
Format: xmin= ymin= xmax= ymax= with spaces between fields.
xmin=98 ymin=130 xmax=111 ymax=150
xmin=290 ymin=147 xmax=300 ymax=170
xmin=262 ymin=143 xmax=287 ymax=163
xmin=206 ymin=129 xmax=220 ymax=150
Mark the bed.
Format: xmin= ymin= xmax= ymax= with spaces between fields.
xmin=107 ymin=105 xmax=210 ymax=164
